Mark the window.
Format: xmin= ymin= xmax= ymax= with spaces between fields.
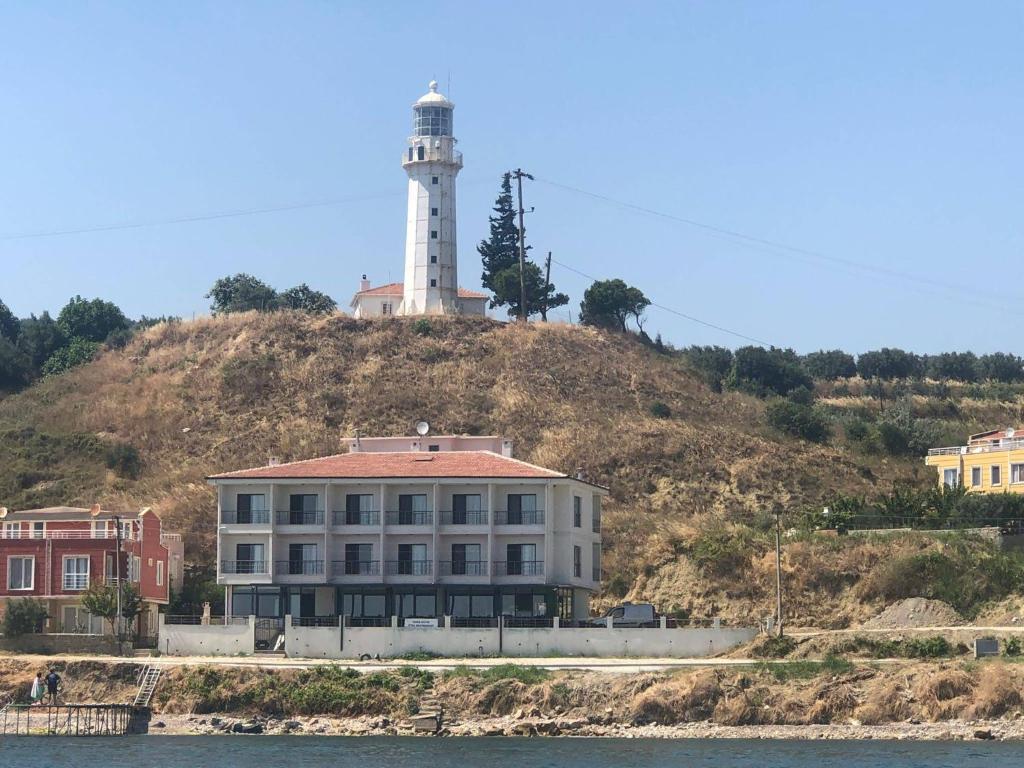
xmin=417 ymin=145 xmax=425 ymax=161
xmin=32 ymin=522 xmax=44 ymax=539
xmin=430 ymin=254 xmax=437 ymax=263
xmin=451 ymin=543 xmax=482 ymax=575
xmin=506 ymin=543 xmax=538 ymax=575
xmin=288 ymin=493 xmax=319 ymax=524
xmin=397 ymin=494 xmax=429 ymax=525
xmin=430 ymin=278 xmax=437 ymax=287
xmin=592 ymin=542 xmax=601 ymax=582
xmin=2 ymin=523 xmax=19 ymax=539
xmin=63 ymin=556 xmax=90 ymax=591
xmin=430 ymin=230 xmax=438 ymax=239
xmin=971 ymin=466 xmax=982 ymax=487
xmin=573 ymin=496 xmax=582 ymax=528
xmin=407 ymin=147 xmax=413 ymax=162
xmin=431 ymin=207 xmax=438 ymax=216
xmin=344 ymin=543 xmax=373 ymax=574
xmin=428 ymin=444 xmax=440 ymax=452
xmin=943 ymin=468 xmax=960 ymax=488
xmin=234 ymin=543 xmax=266 ymax=574
xmin=431 ymin=176 xmax=438 ymax=185
xmin=345 ymin=494 xmax=375 ymax=525
xmin=286 ymin=543 xmax=318 ymax=574
xmin=8 ymin=556 xmax=34 ymax=590
xmin=397 ymin=543 xmax=428 ymax=575
xmin=1012 ymin=464 xmax=1024 ymax=484
xmin=992 ymin=465 xmax=1002 ymax=486
xmin=506 ymin=494 xmax=538 ymax=525
xmin=592 ymin=495 xmax=602 ymax=533
xmin=451 ymin=494 xmax=482 ymax=524
xmin=235 ymin=493 xmax=267 ymax=524
xmin=382 ymin=302 xmax=393 ymax=316
xmin=130 ymin=556 xmax=141 ymax=582
xmin=156 ymin=560 xmax=164 ymax=587
xmin=573 ymin=546 xmax=582 ymax=578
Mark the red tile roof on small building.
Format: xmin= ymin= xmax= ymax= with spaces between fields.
xmin=353 ymin=282 xmax=488 ymax=300
xmin=209 ymin=451 xmax=567 ymax=481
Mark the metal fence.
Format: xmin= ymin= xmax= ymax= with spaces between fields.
xmin=275 ymin=510 xmax=325 ymax=526
xmin=439 ymin=510 xmax=488 ymax=525
xmin=494 ymin=510 xmax=545 ymax=525
xmin=332 ymin=510 xmax=380 ymax=526
xmin=220 ymin=509 xmax=270 ymax=525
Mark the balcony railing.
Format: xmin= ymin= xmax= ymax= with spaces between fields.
xmin=494 ymin=510 xmax=545 ymax=526
xmin=439 ymin=560 xmax=487 ymax=576
xmin=331 ymin=560 xmax=381 ymax=576
xmin=221 ymin=560 xmax=269 ymax=575
xmin=220 ymin=509 xmax=270 ymax=525
xmin=291 ymin=616 xmax=338 ymax=628
xmin=275 ymin=560 xmax=325 ymax=576
xmin=450 ymin=616 xmax=498 ymax=628
xmin=385 ymin=510 xmax=433 ymax=526
xmin=439 ymin=510 xmax=488 ymax=525
xmin=1 ymin=530 xmax=136 ymax=541
xmin=344 ymin=616 xmax=390 ymax=627
xmin=493 ymin=560 xmax=544 ymax=577
xmin=275 ymin=510 xmax=325 ymax=526
xmin=62 ymin=574 xmax=89 ymax=591
xmin=332 ymin=510 xmax=380 ymax=527
xmin=928 ymin=439 xmax=1024 ymax=456
xmin=386 ymin=560 xmax=432 ymax=576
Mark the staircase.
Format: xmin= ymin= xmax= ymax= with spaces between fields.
xmin=133 ymin=665 xmax=161 ymax=707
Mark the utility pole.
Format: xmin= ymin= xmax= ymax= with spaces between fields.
xmin=773 ymin=506 xmax=784 ymax=637
xmin=511 ymin=168 xmax=534 ymax=322
xmin=540 ymin=251 xmax=552 ymax=321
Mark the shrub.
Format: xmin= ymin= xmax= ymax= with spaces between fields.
xmin=766 ymin=400 xmax=830 ymax=443
xmin=681 ymin=346 xmax=733 ymax=391
xmin=105 ymin=442 xmax=141 ymax=479
xmin=413 ymin=318 xmax=432 ymax=336
xmin=2 ymin=597 xmax=48 ymax=636
xmin=1005 ymin=637 xmax=1022 ymax=657
xmin=649 ymin=401 xmax=671 ymax=418
xmin=690 ymin=525 xmax=761 ymax=578
xmin=901 ymin=636 xmax=953 ymax=658
xmin=41 ymin=337 xmax=100 ymax=376
xmin=750 ymin=634 xmax=797 ymax=658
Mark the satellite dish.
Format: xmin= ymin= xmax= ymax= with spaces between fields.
xmin=416 ymin=421 xmax=430 ymax=436
xmin=89 ymin=503 xmax=102 ymax=518
xmin=0 ymin=507 xmax=7 ymax=519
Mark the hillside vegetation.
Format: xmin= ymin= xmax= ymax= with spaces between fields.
xmin=2 ymin=312 xmax=1023 ymax=625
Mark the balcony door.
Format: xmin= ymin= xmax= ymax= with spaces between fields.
xmin=506 ymin=543 xmax=536 ymax=576
xmin=506 ymin=494 xmax=536 ymax=525
xmin=398 ymin=494 xmax=428 ymax=525
xmin=452 ymin=543 xmax=481 ymax=575
xmin=452 ymin=494 xmax=481 ymax=524
xmin=346 ymin=494 xmax=374 ymax=525
xmin=235 ymin=543 xmax=264 ymax=574
xmin=289 ymin=494 xmax=318 ymax=525
xmin=398 ymin=543 xmax=427 ymax=575
xmin=236 ymin=494 xmax=266 ymax=525
xmin=345 ymin=543 xmax=373 ymax=575
xmin=288 ymin=543 xmax=317 ymax=575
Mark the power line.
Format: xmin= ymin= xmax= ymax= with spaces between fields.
xmin=550 ymin=256 xmax=775 ymax=346
xmin=534 ymin=176 xmax=1024 ymax=312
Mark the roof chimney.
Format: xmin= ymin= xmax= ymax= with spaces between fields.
xmin=501 ymin=439 xmax=514 ymax=458
xmin=268 ymin=456 xmax=281 ymax=467
xmin=575 ymin=467 xmax=586 ymax=481
xmin=351 ymin=429 xmax=362 ymax=453
xmin=359 ymin=274 xmax=370 ymax=292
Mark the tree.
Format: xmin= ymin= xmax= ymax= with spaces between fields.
xmin=926 ymin=351 xmax=979 ymax=382
xmin=0 ymin=336 xmax=31 ymax=390
xmin=0 ymin=597 xmax=48 ymax=636
xmin=979 ymin=352 xmax=1024 ymax=383
xmin=579 ymin=278 xmax=650 ymax=332
xmin=206 ymin=274 xmax=278 ymax=314
xmin=16 ymin=312 xmax=66 ymax=373
xmin=57 ymin=296 xmax=130 ymax=343
xmin=681 ymin=345 xmax=733 ymax=391
xmin=0 ymin=298 xmax=18 ymax=342
xmin=478 ymin=173 xmax=520 ymax=303
xmin=726 ymin=346 xmax=812 ymax=397
xmin=802 ymin=349 xmax=856 ymax=380
xmin=766 ymin=399 xmax=830 ymax=443
xmin=41 ymin=337 xmax=100 ymax=376
xmin=491 ymin=261 xmax=569 ymax=320
xmin=857 ymin=348 xmax=922 ymax=381
xmin=120 ymin=583 xmax=144 ymax=639
xmin=279 ymin=284 xmax=337 ymax=314
xmin=81 ymin=581 xmax=120 ymax=636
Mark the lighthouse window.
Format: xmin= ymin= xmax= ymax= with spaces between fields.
xmin=431 ymin=207 xmax=438 ymax=216
xmin=431 ymin=255 xmax=437 ymax=263
xmin=430 ymin=230 xmax=438 ymax=239
xmin=431 ymin=176 xmax=438 ymax=185
xmin=407 ymin=148 xmax=413 ymax=161
xmin=430 ymin=279 xmax=437 ymax=287
xmin=417 ymin=145 xmax=425 ymax=161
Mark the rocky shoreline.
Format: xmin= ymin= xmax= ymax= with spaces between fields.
xmin=151 ymin=713 xmax=1024 ymax=741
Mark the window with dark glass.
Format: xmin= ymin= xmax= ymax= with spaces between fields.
xmin=289 ymin=494 xmax=318 ymax=524
xmin=417 ymin=145 xmax=425 ymax=160
xmin=430 ymin=278 xmax=437 ymax=287
xmin=451 ymin=494 xmax=482 ymax=524
xmin=573 ymin=546 xmax=582 ymax=578
xmin=506 ymin=494 xmax=537 ymax=525
xmin=431 ymin=176 xmax=438 ymax=184
xmin=573 ymin=496 xmax=582 ymax=527
xmin=431 ymin=207 xmax=438 ymax=216
xmin=345 ymin=543 xmax=372 ymax=575
xmin=345 ymin=494 xmax=374 ymax=525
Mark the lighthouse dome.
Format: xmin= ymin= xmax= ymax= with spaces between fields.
xmin=414 ymin=80 xmax=454 ymax=108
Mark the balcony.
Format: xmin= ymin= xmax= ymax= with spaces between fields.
xmin=331 ymin=560 xmax=381 ymax=577
xmin=220 ymin=560 xmax=269 ymax=575
xmin=928 ymin=438 xmax=1024 ymax=457
xmin=1 ymin=529 xmax=136 ymax=541
xmin=438 ymin=560 xmax=487 ymax=576
xmin=275 ymin=560 xmax=325 ymax=576
xmin=493 ymin=560 xmax=544 ymax=577
xmin=385 ymin=560 xmax=432 ymax=576
xmin=439 ymin=510 xmax=488 ymax=526
xmin=385 ymin=510 xmax=433 ymax=526
xmin=220 ymin=509 xmax=270 ymax=525
xmin=494 ymin=510 xmax=545 ymax=526
xmin=62 ymin=574 xmax=89 ymax=591
xmin=332 ymin=510 xmax=380 ymax=527
xmin=275 ymin=510 xmax=325 ymax=526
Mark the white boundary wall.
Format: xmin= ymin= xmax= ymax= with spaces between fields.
xmin=159 ymin=614 xmax=757 ymax=659
xmin=158 ymin=614 xmax=255 ymax=656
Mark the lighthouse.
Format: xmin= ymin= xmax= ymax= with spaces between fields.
xmin=399 ymin=81 xmax=462 ymax=315
xmin=348 ymin=82 xmax=487 ymax=318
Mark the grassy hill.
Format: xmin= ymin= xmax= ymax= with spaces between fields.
xmin=2 ymin=312 xmax=1021 ymax=625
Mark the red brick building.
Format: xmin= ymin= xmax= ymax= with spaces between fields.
xmin=0 ymin=506 xmax=182 ymax=637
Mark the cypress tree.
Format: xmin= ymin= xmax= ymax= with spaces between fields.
xmin=478 ymin=173 xmax=521 ymax=307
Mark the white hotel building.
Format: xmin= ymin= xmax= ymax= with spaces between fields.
xmin=210 ymin=436 xmax=604 ymax=624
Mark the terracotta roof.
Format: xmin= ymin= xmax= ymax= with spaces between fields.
xmin=209 ymin=451 xmax=567 ymax=481
xmin=353 ymin=282 xmax=488 ymax=300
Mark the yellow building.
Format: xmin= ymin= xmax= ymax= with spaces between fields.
xmin=925 ymin=427 xmax=1024 ymax=493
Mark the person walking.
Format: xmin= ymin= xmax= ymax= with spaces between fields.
xmin=44 ymin=668 xmax=61 ymax=706
xmin=29 ymin=673 xmax=45 ymax=705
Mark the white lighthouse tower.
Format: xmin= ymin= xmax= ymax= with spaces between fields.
xmin=397 ymin=81 xmax=463 ymax=316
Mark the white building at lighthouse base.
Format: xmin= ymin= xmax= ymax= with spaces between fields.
xmin=349 ymin=277 xmax=487 ymax=319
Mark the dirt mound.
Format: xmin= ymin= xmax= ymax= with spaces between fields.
xmin=862 ymin=598 xmax=964 ymax=629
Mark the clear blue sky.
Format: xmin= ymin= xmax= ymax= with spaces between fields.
xmin=2 ymin=2 xmax=1021 ymax=353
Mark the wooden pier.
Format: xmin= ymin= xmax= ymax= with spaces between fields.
xmin=0 ymin=703 xmax=147 ymax=736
